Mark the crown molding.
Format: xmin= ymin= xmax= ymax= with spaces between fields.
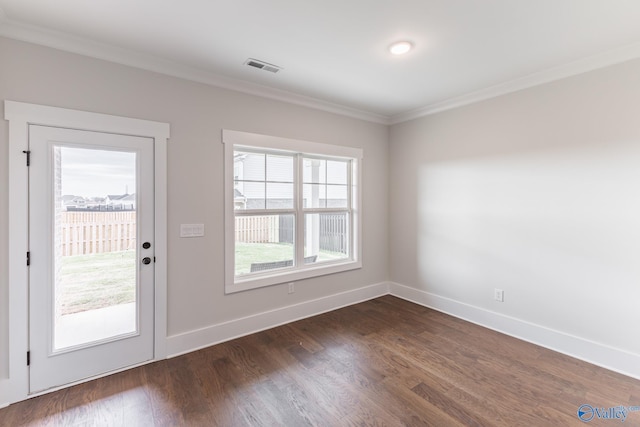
xmin=2 ymin=14 xmax=640 ymax=127
xmin=390 ymin=40 xmax=640 ymax=124
xmin=0 ymin=17 xmax=389 ymax=125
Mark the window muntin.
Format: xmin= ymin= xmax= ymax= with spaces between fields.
xmin=224 ymin=130 xmax=362 ymax=293
xmin=234 ymin=151 xmax=294 ymax=210
xmin=303 ymin=158 xmax=349 ymax=208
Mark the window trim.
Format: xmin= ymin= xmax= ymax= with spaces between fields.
xmin=223 ymin=129 xmax=362 ymax=293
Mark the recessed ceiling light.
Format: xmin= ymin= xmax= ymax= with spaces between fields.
xmin=389 ymin=41 xmax=413 ymax=55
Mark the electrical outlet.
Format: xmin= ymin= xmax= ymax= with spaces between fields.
xmin=494 ymin=288 xmax=504 ymax=302
xmin=288 ymin=282 xmax=295 ymax=294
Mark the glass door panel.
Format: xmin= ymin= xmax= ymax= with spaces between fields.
xmin=53 ymin=146 xmax=138 ymax=351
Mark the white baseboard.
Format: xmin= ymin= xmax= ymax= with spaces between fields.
xmin=166 ymin=282 xmax=390 ymax=357
xmin=389 ymin=282 xmax=640 ymax=381
xmin=166 ymin=279 xmax=640 ymax=381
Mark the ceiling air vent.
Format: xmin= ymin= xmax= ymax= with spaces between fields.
xmin=244 ymin=58 xmax=282 ymax=74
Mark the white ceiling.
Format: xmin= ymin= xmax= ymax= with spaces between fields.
xmin=2 ymin=0 xmax=640 ymax=124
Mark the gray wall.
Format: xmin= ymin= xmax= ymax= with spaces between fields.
xmin=0 ymin=37 xmax=389 ymax=384
xmin=389 ymin=58 xmax=640 ymax=357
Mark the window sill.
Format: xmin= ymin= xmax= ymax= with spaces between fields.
xmin=225 ymin=260 xmax=362 ymax=294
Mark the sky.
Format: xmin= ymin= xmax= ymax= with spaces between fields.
xmin=60 ymin=147 xmax=136 ymax=197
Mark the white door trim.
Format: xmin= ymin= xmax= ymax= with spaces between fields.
xmin=3 ymin=100 xmax=170 ymax=406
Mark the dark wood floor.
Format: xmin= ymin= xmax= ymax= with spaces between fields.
xmin=1 ymin=296 xmax=639 ymax=426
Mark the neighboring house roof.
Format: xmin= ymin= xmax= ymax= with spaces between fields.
xmin=63 ymin=196 xmax=86 ymax=205
xmin=106 ymin=194 xmax=129 ymax=201
xmin=105 ymin=194 xmax=136 ymax=203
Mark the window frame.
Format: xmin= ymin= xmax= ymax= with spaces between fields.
xmin=223 ymin=129 xmax=362 ymax=293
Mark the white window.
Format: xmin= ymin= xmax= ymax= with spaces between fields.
xmin=223 ymin=130 xmax=362 ymax=293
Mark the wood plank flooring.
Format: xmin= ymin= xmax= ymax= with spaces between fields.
xmin=1 ymin=296 xmax=639 ymax=426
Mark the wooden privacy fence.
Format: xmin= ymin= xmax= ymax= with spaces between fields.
xmin=61 ymin=212 xmax=347 ymax=256
xmin=59 ymin=211 xmax=136 ymax=256
xmin=238 ymin=214 xmax=347 ymax=254
xmin=319 ymin=213 xmax=348 ymax=255
xmin=235 ymin=215 xmax=279 ymax=243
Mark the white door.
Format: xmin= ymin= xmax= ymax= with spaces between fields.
xmin=28 ymin=125 xmax=155 ymax=393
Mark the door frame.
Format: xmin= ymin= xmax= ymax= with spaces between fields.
xmin=3 ymin=100 xmax=170 ymax=405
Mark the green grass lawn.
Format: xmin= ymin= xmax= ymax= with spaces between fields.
xmin=59 ymin=245 xmax=349 ymax=314
xmin=59 ymin=250 xmax=136 ymax=315
xmin=235 ymin=242 xmax=347 ymax=275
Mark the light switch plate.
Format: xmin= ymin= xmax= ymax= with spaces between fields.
xmin=180 ymin=223 xmax=205 ymax=237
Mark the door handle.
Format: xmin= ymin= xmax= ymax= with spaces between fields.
xmin=142 ymin=257 xmax=152 ymax=265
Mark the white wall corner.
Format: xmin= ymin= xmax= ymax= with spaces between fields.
xmin=166 ymin=282 xmax=391 ymax=357
xmin=389 ymin=282 xmax=640 ymax=381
